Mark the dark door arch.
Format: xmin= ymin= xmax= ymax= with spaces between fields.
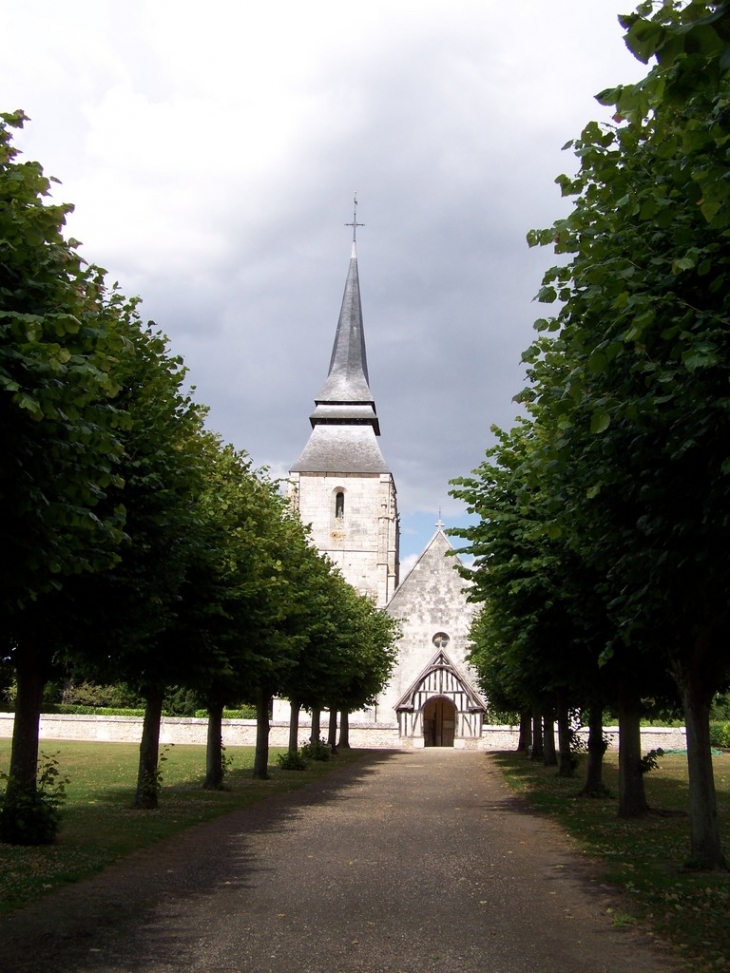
xmin=423 ymin=697 xmax=456 ymax=747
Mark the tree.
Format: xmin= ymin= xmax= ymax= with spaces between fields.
xmin=522 ymin=0 xmax=730 ymax=867
xmin=450 ymin=423 xmax=612 ymax=783
xmin=67 ymin=314 xmax=211 ymax=809
xmin=189 ymin=441 xmax=318 ymax=789
xmin=326 ymin=585 xmax=400 ymax=725
xmin=294 ymin=572 xmax=397 ymax=740
xmin=0 ymin=112 xmax=130 ymax=841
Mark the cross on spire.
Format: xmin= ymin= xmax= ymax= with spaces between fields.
xmin=345 ymin=193 xmax=365 ymax=243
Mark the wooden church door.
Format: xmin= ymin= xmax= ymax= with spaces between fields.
xmin=423 ymin=698 xmax=456 ymax=747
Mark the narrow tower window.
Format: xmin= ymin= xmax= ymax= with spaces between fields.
xmin=335 ymin=491 xmax=345 ymax=519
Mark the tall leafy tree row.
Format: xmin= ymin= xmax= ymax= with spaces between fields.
xmin=1 ymin=112 xmax=399 ymax=838
xmin=451 ymin=0 xmax=730 ymax=870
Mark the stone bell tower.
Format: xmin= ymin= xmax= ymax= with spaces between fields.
xmin=288 ymin=212 xmax=399 ymax=607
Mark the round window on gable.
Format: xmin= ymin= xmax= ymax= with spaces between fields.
xmin=432 ymin=632 xmax=450 ymax=649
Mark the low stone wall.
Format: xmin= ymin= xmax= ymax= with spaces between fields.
xmin=0 ymin=713 xmax=687 ymax=752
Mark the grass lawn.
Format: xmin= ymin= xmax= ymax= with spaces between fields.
xmin=493 ymin=750 xmax=730 ymax=973
xmin=0 ymin=740 xmax=364 ymax=913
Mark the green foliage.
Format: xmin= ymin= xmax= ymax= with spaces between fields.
xmin=194 ymin=707 xmax=257 ymax=720
xmin=301 ymin=739 xmax=331 ymax=762
xmin=709 ymin=721 xmax=730 ymax=748
xmin=162 ymin=687 xmax=200 ymax=718
xmin=43 ymin=705 xmax=146 ymax=717
xmin=639 ymin=747 xmax=665 ymax=774
xmin=483 ymin=707 xmax=521 ymax=726
xmin=0 ymin=111 xmax=128 ymax=610
xmin=59 ymin=682 xmax=144 ymax=709
xmin=449 ymin=421 xmax=613 ymax=721
xmin=711 ymin=693 xmax=730 ymax=722
xmin=136 ymin=744 xmax=173 ymax=808
xmin=276 ymin=749 xmax=308 ymax=771
xmin=0 ymin=752 xmax=69 ymax=845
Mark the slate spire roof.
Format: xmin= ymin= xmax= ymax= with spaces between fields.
xmin=315 ymin=241 xmax=374 ymax=408
xmin=290 ymin=241 xmax=390 ymax=474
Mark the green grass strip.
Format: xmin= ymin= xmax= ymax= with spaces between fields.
xmin=493 ymin=751 xmax=730 ymax=973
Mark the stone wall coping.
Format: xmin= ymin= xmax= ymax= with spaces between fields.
xmin=0 ymin=713 xmax=686 ymax=736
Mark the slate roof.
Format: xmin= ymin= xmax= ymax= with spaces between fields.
xmin=315 ymin=242 xmax=374 ymax=406
xmin=290 ymin=424 xmax=389 ymax=474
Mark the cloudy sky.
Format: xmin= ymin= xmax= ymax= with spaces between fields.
xmin=3 ymin=1 xmax=647 ymax=568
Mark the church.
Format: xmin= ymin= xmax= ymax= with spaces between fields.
xmin=285 ymin=225 xmax=487 ymax=749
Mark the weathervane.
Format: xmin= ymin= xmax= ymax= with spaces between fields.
xmin=345 ymin=193 xmax=364 ymax=242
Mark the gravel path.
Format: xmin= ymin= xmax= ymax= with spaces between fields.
xmin=0 ymin=750 xmax=681 ymax=973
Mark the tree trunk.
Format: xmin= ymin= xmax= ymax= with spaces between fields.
xmin=310 ymin=707 xmax=321 ymax=745
xmin=530 ymin=711 xmax=544 ymax=761
xmin=134 ymin=688 xmax=165 ymax=809
xmin=338 ymin=709 xmax=351 ymax=749
xmin=617 ymin=683 xmax=648 ymax=818
xmin=1 ymin=641 xmax=47 ymax=842
xmin=543 ymin=708 xmax=557 ymax=767
xmin=517 ymin=710 xmax=532 ymax=754
xmin=680 ymin=665 xmax=727 ymax=870
xmin=288 ymin=699 xmax=301 ymax=756
xmin=203 ymin=699 xmax=224 ymax=790
xmin=580 ymin=703 xmax=609 ymax=797
xmin=253 ymin=690 xmax=271 ymax=780
xmin=327 ymin=707 xmax=338 ymax=753
xmin=556 ymin=693 xmax=574 ymax=778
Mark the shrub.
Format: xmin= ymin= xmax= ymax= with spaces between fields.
xmin=301 ymin=739 xmax=331 ymax=762
xmin=43 ymin=705 xmax=146 ymax=717
xmin=277 ymin=750 xmax=308 ymax=771
xmin=482 ymin=708 xmax=520 ymax=725
xmin=193 ymin=707 xmax=257 ymax=720
xmin=639 ymin=748 xmax=664 ymax=774
xmin=61 ymin=682 xmax=144 ymax=709
xmin=0 ymin=752 xmax=69 ymax=845
xmin=709 ymin=721 xmax=730 ymax=749
xmin=711 ymin=694 xmax=730 ymax=722
xmin=162 ymin=687 xmax=200 ymax=717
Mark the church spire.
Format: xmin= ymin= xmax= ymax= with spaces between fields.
xmin=314 ymin=240 xmax=374 ymax=406
xmin=290 ymin=205 xmax=388 ymax=473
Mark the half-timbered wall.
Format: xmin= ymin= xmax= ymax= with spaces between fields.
xmin=395 ymin=649 xmax=484 ymax=740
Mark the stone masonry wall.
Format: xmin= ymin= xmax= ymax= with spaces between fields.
xmin=0 ymin=713 xmax=687 ymax=752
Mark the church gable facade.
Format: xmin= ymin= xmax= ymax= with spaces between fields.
xmin=378 ymin=527 xmax=485 ymax=747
